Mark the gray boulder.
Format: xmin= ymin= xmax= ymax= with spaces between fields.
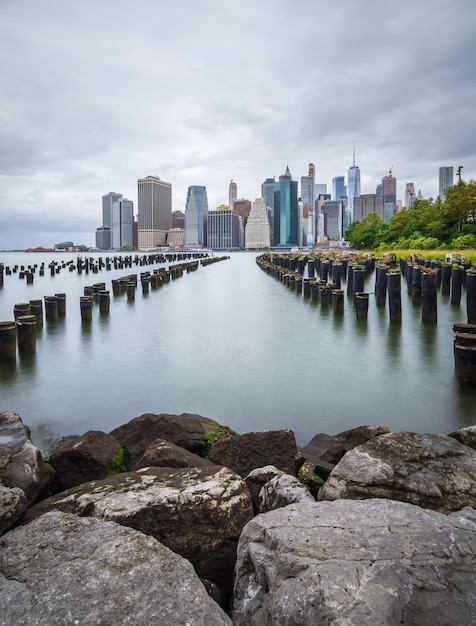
xmin=139 ymin=437 xmax=214 ymax=469
xmin=445 ymin=425 xmax=476 ymax=450
xmin=208 ymin=429 xmax=297 ymax=477
xmin=0 ymin=411 xmax=49 ymax=506
xmin=0 ymin=485 xmax=27 ymax=536
xmin=244 ymin=465 xmax=285 ymax=513
xmin=233 ymin=499 xmax=476 ymax=625
xmin=48 ymin=429 xmax=124 ymax=491
xmin=109 ymin=412 xmax=220 ymax=468
xmin=258 ymin=473 xmax=315 ymax=513
xmin=318 ymin=431 xmax=476 ymax=513
xmin=24 ymin=465 xmax=254 ymax=604
xmin=0 ymin=511 xmax=232 ymax=625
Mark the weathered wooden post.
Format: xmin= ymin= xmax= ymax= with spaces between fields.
xmin=98 ymin=290 xmax=110 ymax=313
xmin=421 ymin=270 xmax=438 ymax=324
xmin=352 ymin=267 xmax=366 ymax=298
xmin=16 ymin=315 xmax=37 ymax=355
xmin=441 ymin=263 xmax=451 ymax=295
xmin=29 ymin=300 xmax=43 ymax=326
xmin=332 ymin=263 xmax=342 ymax=289
xmin=55 ymin=293 xmax=66 ymax=317
xmin=451 ymin=266 xmax=464 ymax=305
xmin=375 ymin=265 xmax=388 ymax=307
xmin=411 ymin=265 xmax=422 ymax=305
xmin=454 ymin=324 xmax=476 ymax=386
xmin=0 ymin=321 xmax=16 ymax=363
xmin=466 ymin=270 xmax=476 ymax=324
xmin=355 ymin=292 xmax=369 ymax=320
xmin=319 ymin=284 xmax=331 ymax=306
xmin=80 ymin=296 xmax=93 ymax=322
xmin=320 ymin=260 xmax=329 ymax=283
xmin=346 ymin=264 xmax=354 ymax=294
xmin=126 ymin=281 xmax=136 ymax=301
xmin=13 ymin=303 xmax=31 ymax=320
xmin=44 ymin=296 xmax=58 ymax=321
xmin=0 ymin=263 xmax=4 ymax=287
xmin=387 ymin=271 xmax=402 ymax=324
xmin=332 ymin=289 xmax=344 ymax=315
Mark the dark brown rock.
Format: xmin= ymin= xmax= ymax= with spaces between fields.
xmin=49 ymin=430 xmax=123 ymax=491
xmin=208 ymin=429 xmax=297 ymax=478
xmin=109 ymin=412 xmax=220 ymax=468
xmin=139 ymin=438 xmax=214 ymax=469
xmin=301 ymin=424 xmax=391 ymax=465
xmin=445 ymin=425 xmax=476 ymax=450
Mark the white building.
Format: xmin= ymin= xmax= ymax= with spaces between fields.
xmin=137 ymin=176 xmax=172 ymax=250
xmin=245 ymin=198 xmax=271 ymax=249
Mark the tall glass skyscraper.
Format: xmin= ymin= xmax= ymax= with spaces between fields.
xmin=273 ymin=166 xmax=298 ymax=246
xmin=184 ymin=185 xmax=208 ymax=247
xmin=332 ymin=176 xmax=346 ymax=201
xmin=347 ymin=150 xmax=361 ymax=220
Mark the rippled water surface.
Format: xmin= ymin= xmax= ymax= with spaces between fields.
xmin=0 ymin=251 xmax=474 ymax=448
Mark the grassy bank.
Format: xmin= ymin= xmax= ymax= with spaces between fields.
xmin=360 ymin=249 xmax=476 ymax=264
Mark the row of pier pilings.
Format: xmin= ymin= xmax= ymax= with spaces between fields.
xmin=0 ymin=252 xmax=212 ymax=286
xmin=0 ymin=256 xmax=228 ymax=362
xmin=256 ymin=251 xmax=476 ymax=385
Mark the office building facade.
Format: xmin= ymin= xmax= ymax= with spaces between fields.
xmin=382 ymin=169 xmax=397 ymax=208
xmin=332 ymin=176 xmax=346 ymax=201
xmin=245 ymin=198 xmax=271 ymax=249
xmin=439 ymin=166 xmax=454 ymax=199
xmin=405 ymin=183 xmax=416 ymax=208
xmin=184 ymin=185 xmax=208 ymax=247
xmin=137 ymin=176 xmax=172 ymax=250
xmin=229 ymin=180 xmax=237 ymax=211
xmin=273 ymin=166 xmax=298 ymax=246
xmin=96 ymin=192 xmax=133 ymax=250
xmin=347 ymin=152 xmax=361 ymax=219
xmin=207 ymin=209 xmax=243 ymax=249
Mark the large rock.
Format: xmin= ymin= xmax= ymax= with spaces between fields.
xmin=0 ymin=485 xmax=27 ymax=536
xmin=445 ymin=425 xmax=476 ymax=450
xmin=0 ymin=411 xmax=49 ymax=506
xmin=48 ymin=429 xmax=124 ymax=491
xmin=109 ymin=412 xmax=220 ymax=468
xmin=301 ymin=424 xmax=390 ymax=465
xmin=244 ymin=465 xmax=285 ymax=513
xmin=24 ymin=465 xmax=254 ymax=604
xmin=208 ymin=430 xmax=297 ymax=477
xmin=318 ymin=431 xmax=476 ymax=513
xmin=138 ymin=438 xmax=214 ymax=469
xmin=258 ymin=473 xmax=315 ymax=513
xmin=0 ymin=511 xmax=232 ymax=625
xmin=233 ymin=499 xmax=476 ymax=625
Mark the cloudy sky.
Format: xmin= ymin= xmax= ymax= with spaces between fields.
xmin=1 ymin=0 xmax=475 ymax=249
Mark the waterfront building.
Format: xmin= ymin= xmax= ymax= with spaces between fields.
xmin=229 ymin=180 xmax=238 ymax=211
xmin=207 ymin=209 xmax=243 ymax=249
xmin=439 ymin=166 xmax=454 ymax=199
xmin=353 ymin=194 xmax=386 ymax=223
xmin=184 ymin=185 xmax=208 ymax=247
xmin=332 ymin=176 xmax=346 ymax=201
xmin=245 ymin=198 xmax=271 ymax=249
xmin=167 ymin=228 xmax=184 ymax=247
xmin=137 ymin=175 xmax=172 ymax=250
xmin=301 ymin=163 xmax=316 ymax=246
xmin=321 ymin=200 xmax=345 ymax=241
xmin=172 ymin=210 xmax=185 ymax=229
xmin=382 ymin=169 xmax=397 ymax=208
xmin=405 ymin=183 xmax=416 ymax=208
xmin=316 ymin=193 xmax=331 ymax=241
xmin=347 ymin=150 xmax=361 ymax=220
xmin=96 ymin=192 xmax=134 ymax=250
xmin=273 ymin=165 xmax=298 ymax=247
xmin=233 ymin=199 xmax=252 ymax=228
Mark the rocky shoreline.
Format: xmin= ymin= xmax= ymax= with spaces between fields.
xmin=1 ymin=410 xmax=475 ymax=624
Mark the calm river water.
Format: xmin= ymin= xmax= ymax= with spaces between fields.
xmin=0 ymin=251 xmax=474 ymax=448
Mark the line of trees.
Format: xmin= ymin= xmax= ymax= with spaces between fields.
xmin=345 ymin=180 xmax=476 ymax=251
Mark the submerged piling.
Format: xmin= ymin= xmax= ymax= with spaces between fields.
xmin=98 ymin=290 xmax=110 ymax=313
xmin=29 ymin=300 xmax=43 ymax=326
xmin=421 ymin=270 xmax=438 ymax=324
xmin=44 ymin=296 xmax=58 ymax=321
xmin=387 ymin=271 xmax=402 ymax=324
xmin=16 ymin=314 xmax=37 ymax=355
xmin=0 ymin=321 xmax=16 ymax=363
xmin=80 ymin=296 xmax=93 ymax=322
xmin=454 ymin=324 xmax=476 ymax=386
xmin=451 ymin=266 xmax=464 ymax=305
xmin=466 ymin=270 xmax=476 ymax=324
xmin=355 ymin=292 xmax=369 ymax=320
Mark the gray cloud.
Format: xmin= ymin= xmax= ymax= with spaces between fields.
xmin=0 ymin=0 xmax=475 ymax=248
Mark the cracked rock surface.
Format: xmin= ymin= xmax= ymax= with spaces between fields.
xmin=232 ymin=499 xmax=476 ymax=626
xmin=0 ymin=511 xmax=232 ymax=625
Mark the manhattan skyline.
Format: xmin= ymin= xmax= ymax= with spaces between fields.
xmin=1 ymin=0 xmax=475 ymax=249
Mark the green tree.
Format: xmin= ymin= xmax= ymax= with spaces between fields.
xmin=444 ymin=180 xmax=476 ymax=231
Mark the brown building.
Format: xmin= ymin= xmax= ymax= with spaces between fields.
xmin=233 ymin=199 xmax=252 ymax=227
xmin=172 ymin=210 xmax=185 ymax=229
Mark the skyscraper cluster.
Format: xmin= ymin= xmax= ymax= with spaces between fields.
xmin=95 ymin=158 xmax=456 ymax=250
